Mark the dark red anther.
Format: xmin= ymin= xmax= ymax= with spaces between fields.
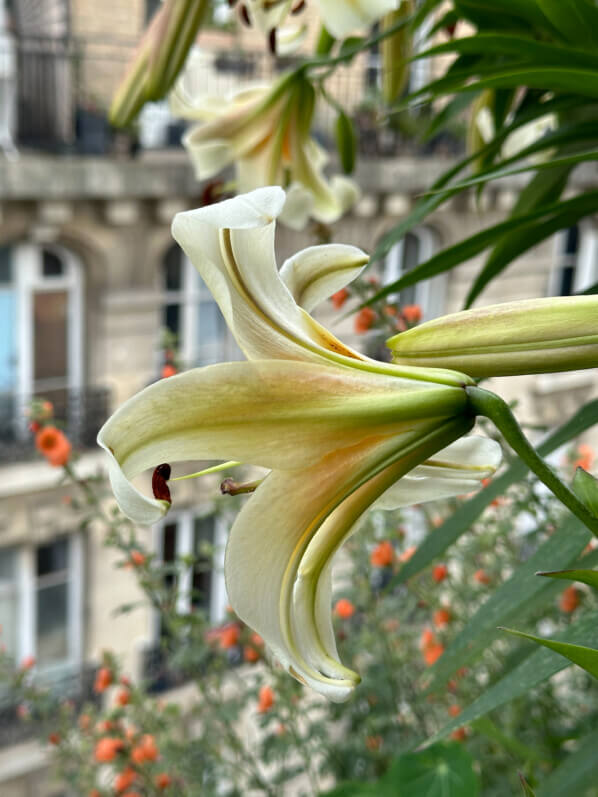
xmin=268 ymin=28 xmax=277 ymax=54
xmin=227 ymin=0 xmax=239 ymax=6
xmin=152 ymin=463 xmax=172 ymax=503
xmin=445 ymin=22 xmax=457 ymax=37
xmin=239 ymin=4 xmax=251 ymax=26
xmin=292 ymin=0 xmax=306 ymax=14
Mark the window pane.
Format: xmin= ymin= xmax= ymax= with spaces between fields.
xmin=42 ymin=249 xmax=64 ymax=278
xmin=36 ymin=582 xmax=68 ymax=665
xmin=34 ymin=290 xmax=68 ymax=384
xmin=0 ymin=548 xmax=18 ymax=660
xmin=163 ymin=303 xmax=181 ymax=337
xmin=163 ymin=246 xmax=183 ymax=291
xmin=162 ymin=523 xmax=177 ymax=591
xmin=37 ymin=539 xmax=68 ymax=577
xmin=0 ymin=289 xmax=16 ymax=391
xmin=564 ymin=225 xmax=579 ymax=256
xmin=192 ymin=517 xmax=213 ymax=612
xmin=0 ymin=247 xmax=11 ymax=284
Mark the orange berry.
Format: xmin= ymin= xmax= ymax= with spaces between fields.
xmin=433 ymin=608 xmax=451 ymax=629
xmin=560 ymin=585 xmax=580 ymax=613
xmin=432 ymin=564 xmax=448 ymax=583
xmin=161 ymin=364 xmax=177 ymax=379
xmin=94 ymin=737 xmax=124 ymax=763
xmin=474 ymin=569 xmax=491 ymax=585
xmin=244 ymin=645 xmax=260 ymax=663
xmin=331 ymin=288 xmax=349 ymax=309
xmin=354 ymin=306 xmax=377 ymax=333
xmin=94 ymin=666 xmax=113 ymax=693
xmin=420 ymin=628 xmax=437 ymax=651
xmin=129 ymin=551 xmax=146 ymax=567
xmin=20 ymin=655 xmax=35 ymax=670
xmin=155 ymin=773 xmax=172 ymax=789
xmin=115 ymin=689 xmax=130 ymax=707
xmin=451 ymin=727 xmax=467 ymax=742
xmin=402 ymin=304 xmax=422 ymax=323
xmin=370 ymin=540 xmax=394 ymax=568
xmin=48 ymin=732 xmax=60 ymax=745
xmin=250 ymin=632 xmax=264 ymax=647
xmin=573 ymin=443 xmax=594 ymax=471
xmin=334 ymin=598 xmax=356 ymax=619
xmin=114 ymin=768 xmax=137 ymax=793
xmin=448 ymin=704 xmax=461 ymax=717
xmin=219 ymin=624 xmax=240 ymax=650
xmin=257 ymin=685 xmax=275 ymax=714
xmin=424 ymin=643 xmax=445 ymax=666
xmin=35 ymin=426 xmax=71 ymax=467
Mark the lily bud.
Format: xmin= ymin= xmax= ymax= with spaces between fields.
xmin=381 ymin=2 xmax=413 ymax=106
xmin=387 ymin=296 xmax=598 ymax=377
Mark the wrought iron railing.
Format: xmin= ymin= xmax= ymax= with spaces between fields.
xmin=0 ymin=34 xmax=463 ymax=156
xmin=0 ymin=664 xmax=100 ymax=749
xmin=0 ymin=386 xmax=111 ymax=464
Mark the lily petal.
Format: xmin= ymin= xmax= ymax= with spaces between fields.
xmin=246 ymin=0 xmax=294 ymax=33
xmin=316 ymin=0 xmax=400 ymax=38
xmin=98 ymin=359 xmax=468 ymax=525
xmin=375 ymin=435 xmax=502 ymax=509
xmin=280 ymin=244 xmax=368 ymax=312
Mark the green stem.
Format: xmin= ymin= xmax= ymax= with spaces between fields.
xmin=467 ymin=386 xmax=598 ymax=537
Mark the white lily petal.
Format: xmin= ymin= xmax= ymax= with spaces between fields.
xmin=172 ymin=188 xmax=365 ymax=362
xmin=246 ymin=0 xmax=294 ymax=33
xmin=278 ymin=183 xmax=315 ymax=230
xmin=375 ymin=435 xmax=502 ymax=509
xmin=316 ymin=0 xmax=399 ymax=38
xmin=280 ymin=244 xmax=368 ymax=312
xmin=98 ymin=359 xmax=466 ymax=525
xmin=181 ymin=133 xmax=233 ymax=180
xmin=276 ymin=22 xmax=309 ymax=56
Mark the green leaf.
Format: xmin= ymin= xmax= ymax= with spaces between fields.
xmin=536 ymin=0 xmax=598 ymax=48
xmin=451 ymin=67 xmax=598 ymax=101
xmin=572 ymin=468 xmax=598 ymax=516
xmin=538 ymin=727 xmax=598 ymax=797
xmin=395 ymin=398 xmax=598 ymax=584
xmin=429 ymin=608 xmax=598 ymax=743
xmin=520 ymin=774 xmax=537 ymax=797
xmin=500 ymin=627 xmax=598 ymax=679
xmin=386 ymin=743 xmax=480 ymax=797
xmin=335 ymin=111 xmax=357 ymax=174
xmin=536 ymin=568 xmax=598 ymax=589
xmin=423 ymin=516 xmax=592 ymax=691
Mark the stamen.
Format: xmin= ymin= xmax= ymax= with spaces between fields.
xmin=152 ymin=464 xmax=171 ymax=503
xmin=292 ymin=0 xmax=306 ymax=13
xmin=170 ymin=461 xmax=241 ymax=482
xmin=268 ymin=28 xmax=277 ymax=54
xmin=239 ymin=4 xmax=251 ymax=25
xmin=221 ymin=478 xmax=263 ymax=496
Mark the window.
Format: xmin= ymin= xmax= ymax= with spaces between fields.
xmin=382 ymin=227 xmax=445 ymax=319
xmin=0 ymin=536 xmax=83 ymax=675
xmin=551 ymin=224 xmax=598 ymax=296
xmin=154 ymin=511 xmax=228 ymax=627
xmin=160 ymin=244 xmax=241 ymax=368
xmin=145 ymin=0 xmax=162 ymax=23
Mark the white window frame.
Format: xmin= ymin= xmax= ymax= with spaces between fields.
xmin=0 ymin=534 xmax=84 ymax=678
xmin=383 ymin=227 xmax=446 ymax=320
xmin=549 ymin=223 xmax=598 ymax=296
xmin=152 ymin=509 xmax=228 ymax=639
xmin=15 ymin=242 xmax=84 ymax=400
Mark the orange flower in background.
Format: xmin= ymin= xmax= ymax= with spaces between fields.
xmin=399 ymin=545 xmax=416 ymax=563
xmin=89 ymin=791 xmax=101 ymax=797
xmin=94 ymin=666 xmax=113 ymax=693
xmin=365 ymin=735 xmax=382 ymax=751
xmin=161 ymin=364 xmax=178 ymax=379
xmin=370 ymin=540 xmax=395 ymax=568
xmin=48 ymin=732 xmax=60 ymax=745
xmin=331 ymin=288 xmax=349 ymax=309
xmin=402 ymin=304 xmax=422 ymax=323
xmin=334 ymin=598 xmax=356 ymax=619
xmin=448 ymin=704 xmax=461 ymax=718
xmin=114 ymin=768 xmax=137 ymax=793
xmin=474 ymin=569 xmax=491 ymax=585
xmin=219 ymin=624 xmax=240 ymax=650
xmin=420 ymin=628 xmax=437 ymax=651
xmin=424 ymin=643 xmax=445 ymax=666
xmin=115 ymin=689 xmax=130 ymax=707
xmin=20 ymin=655 xmax=35 ymax=671
xmin=433 ymin=608 xmax=451 ymax=628
xmin=573 ymin=443 xmax=594 ymax=471
xmin=244 ymin=645 xmax=260 ymax=663
xmin=432 ymin=564 xmax=448 ymax=583
xmin=257 ymin=685 xmax=275 ymax=714
xmin=35 ymin=426 xmax=71 ymax=467
xmin=250 ymin=632 xmax=264 ymax=647
xmin=560 ymin=585 xmax=580 ymax=613
xmin=94 ymin=737 xmax=124 ymax=763
xmin=451 ymin=727 xmax=467 ymax=742
xmin=129 ymin=550 xmax=146 ymax=567
xmin=155 ymin=773 xmax=172 ymax=789
xmin=79 ymin=713 xmax=91 ymax=731
xmin=354 ymin=306 xmax=377 ymax=333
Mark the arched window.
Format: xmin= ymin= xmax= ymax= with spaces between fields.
xmin=382 ymin=227 xmax=445 ymax=320
xmin=0 ymin=241 xmax=83 ymax=405
xmin=160 ymin=244 xmax=240 ymax=368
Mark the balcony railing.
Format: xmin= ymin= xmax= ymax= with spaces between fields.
xmin=0 ymin=34 xmax=463 ymax=157
xmin=0 ymin=386 xmax=111 ymax=465
xmin=0 ymin=664 xmax=100 ymax=749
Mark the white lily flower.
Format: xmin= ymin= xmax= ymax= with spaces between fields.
xmin=245 ymin=0 xmax=294 ymax=33
xmin=171 ymin=72 xmax=359 ymax=227
xmin=316 ymin=0 xmax=400 ymax=38
xmin=98 ymin=187 xmax=501 ymax=700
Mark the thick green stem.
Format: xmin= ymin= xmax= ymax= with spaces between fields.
xmin=467 ymin=386 xmax=598 ymax=537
